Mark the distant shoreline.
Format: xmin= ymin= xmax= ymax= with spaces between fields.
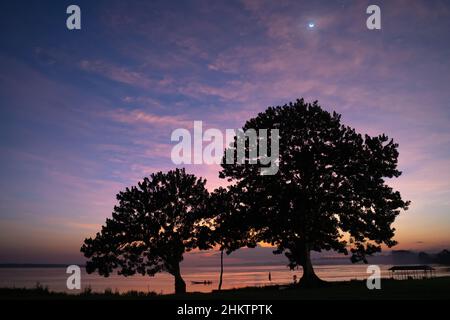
xmin=0 ymin=264 xmax=85 ymax=269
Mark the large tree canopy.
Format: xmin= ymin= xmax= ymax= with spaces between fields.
xmin=220 ymin=99 xmax=410 ymax=285
xmin=80 ymin=168 xmax=209 ymax=294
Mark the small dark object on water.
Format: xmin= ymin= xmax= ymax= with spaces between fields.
xmin=191 ymin=280 xmax=213 ymax=285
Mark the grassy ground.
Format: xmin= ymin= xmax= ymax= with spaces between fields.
xmin=1 ymin=277 xmax=449 ymax=300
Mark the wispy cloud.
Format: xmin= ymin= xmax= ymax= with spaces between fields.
xmin=107 ymin=108 xmax=191 ymax=127
xmin=79 ymin=59 xmax=167 ymax=89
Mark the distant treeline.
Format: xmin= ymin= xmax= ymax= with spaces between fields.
xmin=418 ymin=249 xmax=450 ymax=265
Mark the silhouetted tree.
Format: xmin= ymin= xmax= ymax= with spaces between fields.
xmin=220 ymin=99 xmax=410 ymax=286
xmin=80 ymin=168 xmax=209 ymax=294
xmin=199 ymin=187 xmax=256 ymax=291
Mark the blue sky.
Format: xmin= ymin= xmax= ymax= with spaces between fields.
xmin=0 ymin=0 xmax=450 ymax=263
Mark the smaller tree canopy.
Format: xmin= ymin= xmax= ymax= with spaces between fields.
xmin=204 ymin=187 xmax=257 ymax=253
xmin=80 ymin=168 xmax=209 ymax=294
xmin=199 ymin=186 xmax=257 ymax=290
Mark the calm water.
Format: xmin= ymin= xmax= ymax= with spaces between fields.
xmin=1 ymin=264 xmax=449 ymax=294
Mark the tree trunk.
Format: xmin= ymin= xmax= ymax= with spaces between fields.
xmin=173 ymin=265 xmax=186 ymax=294
xmin=218 ymin=249 xmax=224 ymax=291
xmin=299 ymin=245 xmax=323 ymax=287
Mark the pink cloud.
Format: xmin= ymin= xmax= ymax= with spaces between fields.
xmin=107 ymin=108 xmax=191 ymax=128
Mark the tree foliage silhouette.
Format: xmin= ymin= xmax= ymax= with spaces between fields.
xmin=203 ymin=187 xmax=256 ymax=290
xmin=220 ymin=99 xmax=410 ymax=286
xmin=80 ymin=168 xmax=209 ymax=294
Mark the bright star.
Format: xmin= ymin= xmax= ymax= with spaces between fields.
xmin=308 ymin=22 xmax=315 ymax=29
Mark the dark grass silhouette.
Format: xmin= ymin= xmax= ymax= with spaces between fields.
xmin=2 ymin=277 xmax=450 ymax=300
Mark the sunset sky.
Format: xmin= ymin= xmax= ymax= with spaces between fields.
xmin=0 ymin=0 xmax=449 ymax=264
